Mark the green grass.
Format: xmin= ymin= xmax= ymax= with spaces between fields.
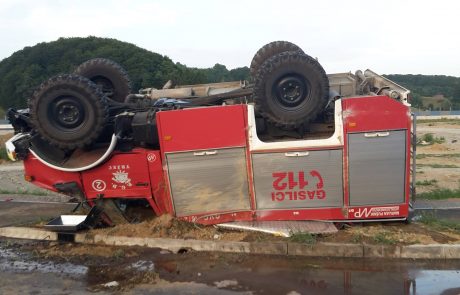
xmin=0 ymin=147 xmax=9 ymax=161
xmin=417 ymin=188 xmax=460 ymax=200
xmin=112 ymin=249 xmax=125 ymax=259
xmin=351 ymin=232 xmax=363 ymax=243
xmin=418 ymin=213 xmax=460 ymax=233
xmin=416 ymin=153 xmax=460 ymax=159
xmin=417 ymin=133 xmax=445 ymax=145
xmin=0 ymin=189 xmax=48 ymax=196
xmin=416 ymin=163 xmax=459 ymax=168
xmin=289 ymin=232 xmax=316 ymax=244
xmin=416 ymin=179 xmax=438 ymax=186
xmin=372 ymin=232 xmax=397 ymax=245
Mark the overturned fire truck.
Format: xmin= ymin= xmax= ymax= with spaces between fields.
xmin=6 ymin=41 xmax=416 ymax=225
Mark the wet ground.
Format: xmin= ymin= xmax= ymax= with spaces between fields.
xmin=1 ymin=238 xmax=460 ymax=295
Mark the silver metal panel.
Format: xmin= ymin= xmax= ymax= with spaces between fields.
xmin=348 ymin=130 xmax=406 ymax=206
xmin=252 ymin=150 xmax=343 ymax=209
xmin=217 ymin=220 xmax=337 ymax=237
xmin=167 ymin=148 xmax=250 ymax=216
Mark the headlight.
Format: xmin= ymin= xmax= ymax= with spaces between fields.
xmin=5 ymin=133 xmax=28 ymax=161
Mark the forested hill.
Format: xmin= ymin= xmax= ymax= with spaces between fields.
xmin=1 ymin=36 xmax=459 ymax=111
xmin=0 ymin=37 xmax=250 ymax=110
xmin=384 ymin=74 xmax=460 ymax=109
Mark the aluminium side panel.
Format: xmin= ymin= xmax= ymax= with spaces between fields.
xmin=166 ymin=147 xmax=251 ymax=217
xmin=348 ymin=130 xmax=406 ymax=206
xmin=252 ymin=149 xmax=343 ymax=209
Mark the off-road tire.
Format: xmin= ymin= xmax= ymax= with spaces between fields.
xmin=28 ymin=74 xmax=109 ymax=150
xmin=253 ymin=51 xmax=329 ymax=128
xmin=74 ymin=58 xmax=132 ymax=102
xmin=250 ymin=41 xmax=304 ymax=77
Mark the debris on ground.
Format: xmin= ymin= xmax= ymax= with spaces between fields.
xmin=102 ymin=281 xmax=119 ymax=288
xmin=90 ymin=214 xmax=460 ymax=246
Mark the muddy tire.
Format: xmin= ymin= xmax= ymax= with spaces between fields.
xmin=28 ymin=74 xmax=108 ymax=150
xmin=250 ymin=41 xmax=304 ymax=77
xmin=74 ymin=58 xmax=131 ymax=102
xmin=253 ymin=51 xmax=329 ymax=128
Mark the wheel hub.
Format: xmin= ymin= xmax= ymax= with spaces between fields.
xmin=274 ymin=75 xmax=308 ymax=107
xmin=51 ymin=96 xmax=85 ymax=129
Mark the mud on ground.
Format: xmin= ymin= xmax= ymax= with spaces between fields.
xmin=7 ymin=237 xmax=460 ymax=294
xmin=89 ymin=213 xmax=460 ymax=246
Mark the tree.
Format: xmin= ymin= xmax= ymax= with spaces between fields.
xmin=0 ymin=37 xmax=250 ymax=109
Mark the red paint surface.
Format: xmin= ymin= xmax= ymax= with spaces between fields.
xmin=24 ymin=156 xmax=82 ymax=192
xmin=81 ymin=149 xmax=152 ymax=199
xmin=146 ymin=150 xmax=170 ymax=215
xmin=157 ymin=105 xmax=247 ymax=152
xmin=342 ymin=96 xmax=411 ymax=133
xmin=347 ymin=204 xmax=408 ymax=219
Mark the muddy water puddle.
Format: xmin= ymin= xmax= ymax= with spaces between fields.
xmin=1 ymin=239 xmax=460 ymax=294
xmin=0 ymin=247 xmax=88 ymax=276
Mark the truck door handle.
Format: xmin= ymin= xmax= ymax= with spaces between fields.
xmin=193 ymin=150 xmax=218 ymax=156
xmin=284 ymin=151 xmax=309 ymax=157
xmin=364 ymin=132 xmax=390 ymax=138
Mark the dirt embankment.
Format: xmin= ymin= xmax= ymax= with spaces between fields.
xmin=89 ymin=214 xmax=460 ymax=246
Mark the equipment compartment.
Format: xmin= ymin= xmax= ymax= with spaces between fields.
xmin=252 ymin=149 xmax=343 ymax=209
xmin=166 ymin=147 xmax=251 ymax=217
xmin=348 ymin=130 xmax=406 ymax=206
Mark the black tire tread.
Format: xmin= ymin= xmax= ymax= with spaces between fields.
xmin=74 ymin=58 xmax=132 ymax=102
xmin=250 ymin=41 xmax=303 ymax=77
xmin=28 ymin=74 xmax=109 ymax=150
xmin=253 ymin=51 xmax=329 ymax=128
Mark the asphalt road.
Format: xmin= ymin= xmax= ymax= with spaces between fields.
xmin=0 ymin=201 xmax=76 ymax=227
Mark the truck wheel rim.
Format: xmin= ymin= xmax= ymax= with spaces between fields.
xmin=50 ymin=96 xmax=85 ymax=129
xmin=273 ymin=74 xmax=309 ymax=108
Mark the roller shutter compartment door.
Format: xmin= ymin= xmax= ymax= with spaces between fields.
xmin=348 ymin=130 xmax=406 ymax=206
xmin=166 ymin=148 xmax=251 ymax=217
xmin=252 ymin=149 xmax=343 ymax=209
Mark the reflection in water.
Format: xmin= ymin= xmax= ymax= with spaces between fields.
xmin=1 ymin=243 xmax=460 ymax=294
xmin=157 ymin=255 xmax=460 ymax=295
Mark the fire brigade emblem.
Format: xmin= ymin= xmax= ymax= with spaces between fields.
xmin=112 ymin=170 xmax=132 ymax=187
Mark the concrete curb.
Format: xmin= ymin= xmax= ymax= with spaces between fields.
xmin=0 ymin=227 xmax=57 ymax=240
xmin=1 ymin=226 xmax=460 ymax=259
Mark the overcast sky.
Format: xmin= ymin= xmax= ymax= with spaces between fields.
xmin=0 ymin=0 xmax=459 ymax=76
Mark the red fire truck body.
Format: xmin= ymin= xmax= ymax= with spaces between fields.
xmin=22 ymin=95 xmax=412 ymax=225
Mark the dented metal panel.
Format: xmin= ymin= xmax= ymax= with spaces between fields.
xmin=166 ymin=148 xmax=250 ymax=217
xmin=252 ymin=149 xmax=343 ymax=209
xmin=348 ymin=130 xmax=406 ymax=206
xmin=217 ymin=220 xmax=338 ymax=237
